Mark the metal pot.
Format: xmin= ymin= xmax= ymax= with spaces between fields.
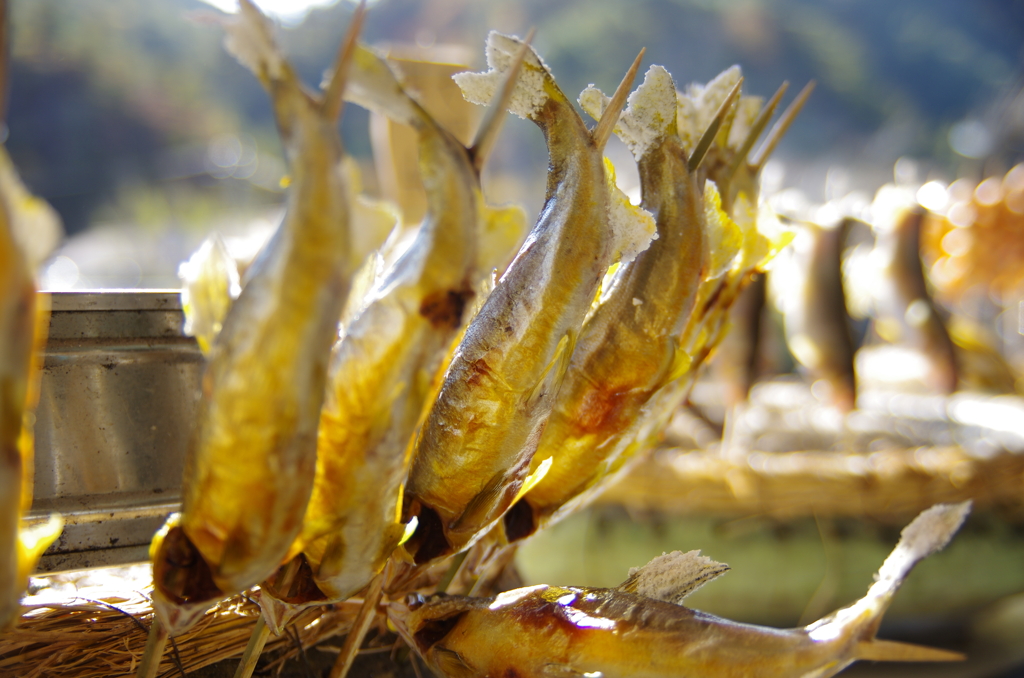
xmin=27 ymin=290 xmax=200 ymax=572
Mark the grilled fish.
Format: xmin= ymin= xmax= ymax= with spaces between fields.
xmin=778 ymin=219 xmax=857 ymax=411
xmin=149 ymin=0 xmax=359 ymax=633
xmin=257 ymin=41 xmax=529 ymax=628
xmin=399 ymin=32 xmax=654 ymax=565
xmin=502 ymin=65 xmax=715 ymax=541
xmin=0 ymin=147 xmax=62 ymax=630
xmin=391 ymin=502 xmax=969 ymax=678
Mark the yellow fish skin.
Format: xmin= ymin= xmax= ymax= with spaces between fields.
xmin=391 ymin=502 xmax=969 ymax=678
xmin=505 ymin=66 xmax=706 ymax=542
xmin=259 ymin=45 xmax=502 ymax=625
xmin=149 ymin=0 xmax=357 ymax=633
xmin=0 ymin=145 xmax=63 ymax=631
xmin=400 ymin=33 xmax=651 ymax=565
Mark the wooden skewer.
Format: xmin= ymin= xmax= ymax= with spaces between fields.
xmin=135 ymin=616 xmax=169 ymax=678
xmin=327 ymin=569 xmax=387 ymax=678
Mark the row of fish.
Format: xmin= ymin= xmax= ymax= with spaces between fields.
xmin=0 ymin=2 xmax=976 ymax=676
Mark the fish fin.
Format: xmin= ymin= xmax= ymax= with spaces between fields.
xmin=453 ymin=31 xmax=556 ymax=121
xmin=703 ymin=181 xmax=743 ymax=279
xmin=749 ymin=80 xmax=815 ymax=172
xmin=688 ymin=77 xmax=742 ymax=173
xmin=433 ymin=647 xmax=476 ymax=678
xmin=580 ymin=64 xmax=676 ymax=162
xmin=343 ymin=45 xmax=422 ymax=127
xmin=592 ymin=47 xmax=646 ymax=151
xmin=17 ymin=514 xmax=63 ymax=582
xmin=469 ymin=28 xmax=535 ymax=173
xmin=604 ymin=157 xmax=657 ymax=266
xmin=320 ymin=0 xmax=366 ymax=121
xmin=478 ymin=203 xmax=529 ymax=277
xmin=222 ymin=0 xmax=289 ymax=88
xmin=179 ymin=234 xmax=241 ymax=355
xmin=617 ymin=550 xmax=729 ymax=605
xmin=854 ymin=639 xmax=964 ymax=663
xmin=512 ymin=457 xmax=553 ymax=504
xmin=452 ymin=470 xmax=511 ymax=535
xmin=524 ymin=331 xmax=576 ymax=410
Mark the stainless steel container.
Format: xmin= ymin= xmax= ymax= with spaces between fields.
xmin=27 ymin=291 xmax=201 ymax=572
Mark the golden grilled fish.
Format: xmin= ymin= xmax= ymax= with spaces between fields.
xmin=0 ymin=146 xmax=63 ymax=630
xmin=634 ymin=69 xmax=795 ymax=421
xmin=501 ymin=65 xmax=719 ymax=542
xmin=780 ymin=219 xmax=857 ymax=412
xmin=390 ymin=501 xmax=969 ymax=678
xmin=148 ymin=0 xmax=360 ymax=634
xmin=257 ymin=41 xmax=529 ymax=629
xmin=399 ymin=32 xmax=655 ymax=565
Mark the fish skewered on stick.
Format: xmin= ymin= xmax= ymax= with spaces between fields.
xmin=0 ymin=0 xmax=63 ymax=629
xmin=776 ymin=219 xmax=858 ymax=412
xmin=390 ymin=502 xmax=970 ymax=678
xmin=871 ymin=206 xmax=958 ymax=394
xmin=144 ymin=0 xmax=363 ymax=657
xmin=254 ymin=35 xmax=531 ymax=634
xmin=500 ymin=66 xmax=737 ymax=543
xmin=399 ymin=33 xmax=655 ymax=566
xmin=0 ymin=142 xmax=63 ymax=635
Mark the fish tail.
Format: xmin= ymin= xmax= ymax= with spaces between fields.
xmin=453 ymin=31 xmax=558 ymax=122
xmin=468 ymin=27 xmax=535 ymax=173
xmin=578 ymin=64 xmax=679 ymax=161
xmin=805 ymin=502 xmax=970 ymax=660
xmin=867 ymin=501 xmax=970 ymax=628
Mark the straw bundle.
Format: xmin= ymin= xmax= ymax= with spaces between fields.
xmin=602 ymin=444 xmax=1024 ymax=522
xmin=0 ymin=581 xmax=363 ymax=677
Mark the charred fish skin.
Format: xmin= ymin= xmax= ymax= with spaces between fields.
xmin=391 ymin=502 xmax=969 ymax=678
xmin=150 ymin=0 xmax=355 ymax=631
xmin=401 ymin=33 xmax=651 ymax=565
xmin=505 ymin=66 xmax=706 ymax=541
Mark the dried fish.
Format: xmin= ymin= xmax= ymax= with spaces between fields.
xmin=148 ymin=0 xmax=360 ymax=634
xmin=390 ymin=502 xmax=970 ymax=678
xmin=399 ymin=32 xmax=654 ymax=565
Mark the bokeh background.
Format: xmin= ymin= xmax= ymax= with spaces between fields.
xmin=8 ymin=0 xmax=1024 ymax=287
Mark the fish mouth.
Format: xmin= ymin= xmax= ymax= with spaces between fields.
xmin=388 ymin=593 xmax=468 ymax=656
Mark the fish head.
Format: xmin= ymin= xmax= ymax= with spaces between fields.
xmin=149 ymin=515 xmax=225 ymax=634
xmin=389 ymin=592 xmax=483 ymax=655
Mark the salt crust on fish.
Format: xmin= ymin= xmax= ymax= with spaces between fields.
xmin=453 ymin=31 xmax=552 ymax=120
xmin=676 ymin=65 xmax=741 ymax=155
xmin=603 ymin=158 xmax=657 ymax=266
xmin=221 ymin=0 xmax=285 ymax=82
xmin=620 ymin=550 xmax=730 ymax=605
xmin=579 ymin=65 xmax=677 ymax=161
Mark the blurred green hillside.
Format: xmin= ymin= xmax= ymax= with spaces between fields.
xmin=7 ymin=0 xmax=1023 ymax=241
